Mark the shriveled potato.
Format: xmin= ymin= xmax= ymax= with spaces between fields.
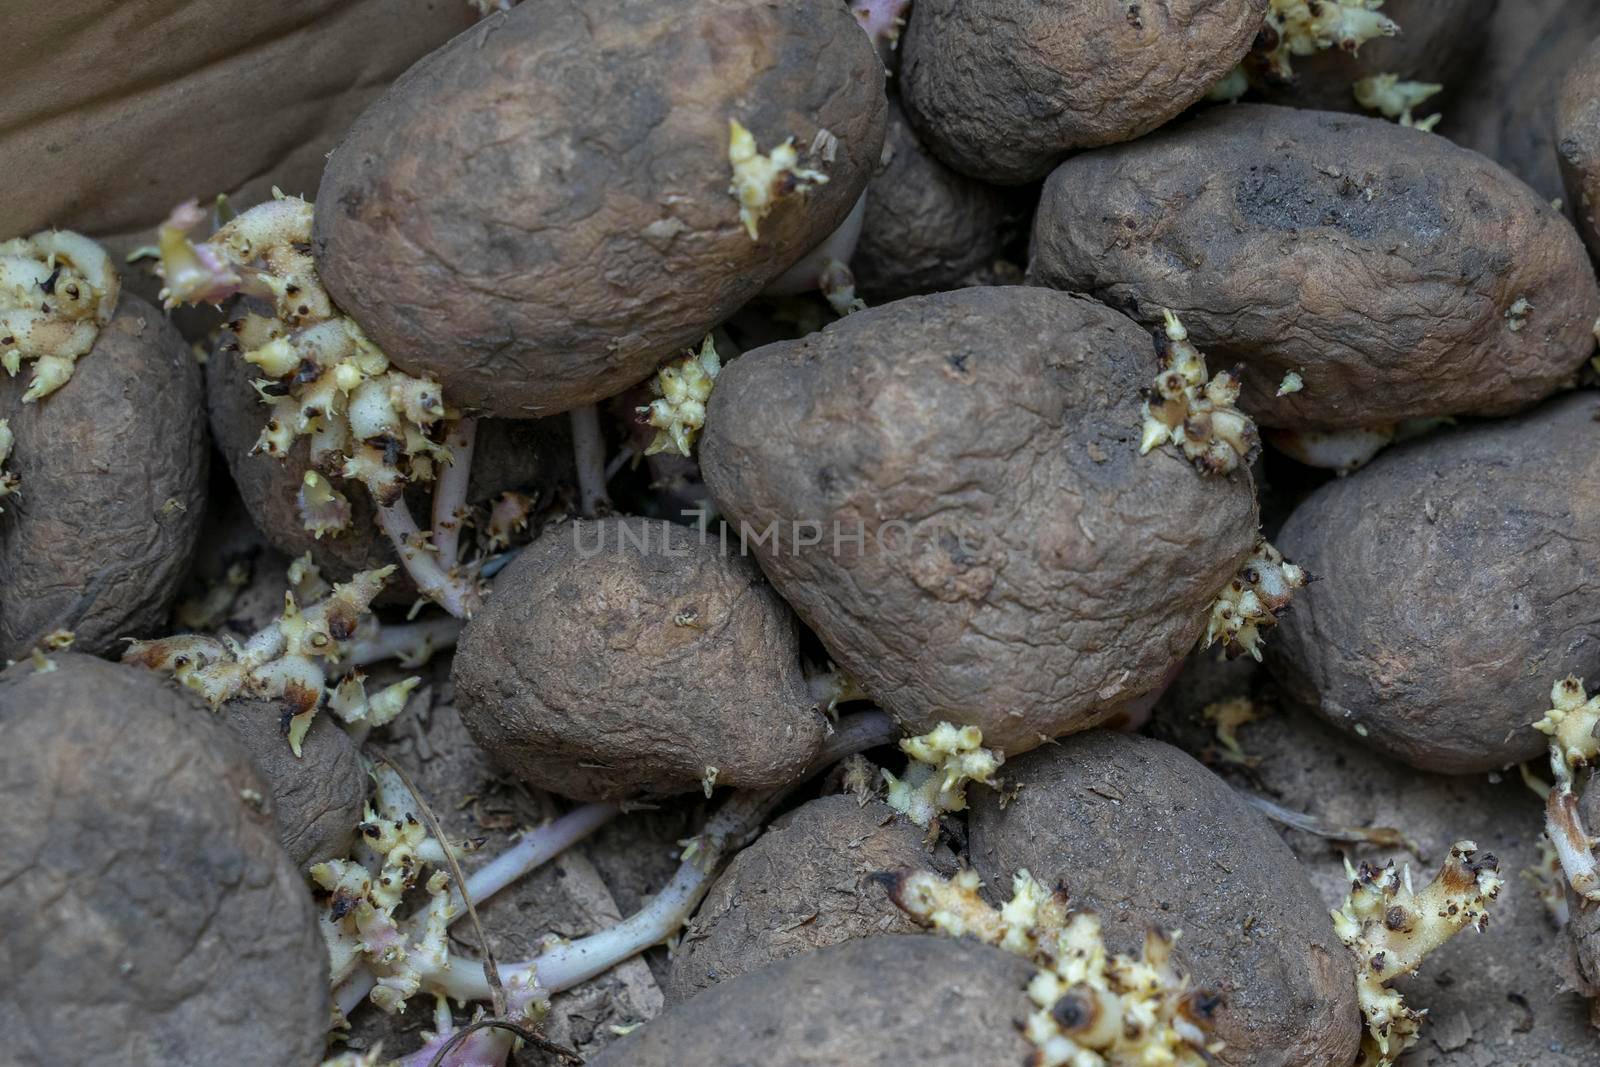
xmin=314 ymin=0 xmax=886 ymax=417
xmin=968 ymin=731 xmax=1361 ymax=1067
xmin=898 ymin=0 xmax=1268 ymax=184
xmin=0 ymin=654 xmax=327 ymax=1065
xmin=592 ymin=935 xmax=1036 ymax=1066
xmin=1559 ymin=34 xmax=1600 ymax=260
xmin=668 ymin=795 xmax=950 ymax=1000
xmin=699 ymin=286 xmax=1259 ymax=755
xmin=220 ymin=697 xmax=366 ymax=868
xmin=1030 ymin=104 xmax=1600 ymax=431
xmin=452 ymin=517 xmax=825 ymax=801
xmin=1267 ymin=393 xmax=1600 ymax=773
xmin=1 ymin=295 xmax=206 ymax=660
xmin=851 ymin=98 xmax=1019 ymax=300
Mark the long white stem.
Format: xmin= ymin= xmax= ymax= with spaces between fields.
xmin=376 ymin=499 xmax=480 ymax=619
xmin=570 ymin=404 xmax=610 ymax=517
xmin=345 ymin=615 xmax=464 ymax=668
xmin=430 ymin=417 xmax=478 ymax=570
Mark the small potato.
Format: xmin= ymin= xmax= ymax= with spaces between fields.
xmin=699 ymin=286 xmax=1259 ymax=755
xmin=1267 ymin=393 xmax=1600 ymax=773
xmin=1030 ymin=104 xmax=1600 ymax=431
xmin=968 ymin=731 xmax=1361 ymax=1067
xmin=0 ymin=654 xmax=327 ymax=1066
xmin=452 ymin=517 xmax=826 ymax=801
xmin=668 ymin=795 xmax=950 ymax=1000
xmin=315 ymin=0 xmax=886 ymax=417
xmin=0 ymin=295 xmax=206 ymax=660
xmin=898 ymin=0 xmax=1268 ymax=184
xmin=591 ymin=935 xmax=1036 ymax=1066
xmin=1559 ymin=34 xmax=1600 ymax=260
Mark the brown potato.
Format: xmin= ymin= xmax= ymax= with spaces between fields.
xmin=1559 ymin=34 xmax=1600 ymax=261
xmin=699 ymin=286 xmax=1259 ymax=755
xmin=969 ymin=731 xmax=1361 ymax=1067
xmin=314 ymin=0 xmax=886 ymax=418
xmin=0 ymin=654 xmax=327 ymax=1066
xmin=668 ymin=795 xmax=951 ymax=1001
xmin=591 ymin=935 xmax=1036 ymax=1066
xmin=452 ymin=517 xmax=825 ymax=801
xmin=1 ymin=294 xmax=206 ymax=660
xmin=1030 ymin=104 xmax=1600 ymax=431
xmin=898 ymin=0 xmax=1268 ymax=184
xmin=1266 ymin=393 xmax=1600 ymax=773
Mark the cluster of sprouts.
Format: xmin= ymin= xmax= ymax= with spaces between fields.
xmin=882 ymin=722 xmax=1003 ymax=828
xmin=155 ymin=191 xmax=484 ymax=617
xmin=1531 ymin=676 xmax=1600 ymax=902
xmin=1210 ymin=0 xmax=1401 ymax=101
xmin=1 ymin=229 xmax=120 ymax=402
xmin=1139 ymin=310 xmax=1259 ymax=476
xmin=849 ymin=0 xmax=911 ymax=61
xmin=887 ymin=868 xmax=1221 ymax=1067
xmin=1354 ymin=75 xmax=1442 ymax=131
xmin=638 ymin=336 xmax=720 ymax=457
xmin=1330 ymin=842 xmax=1502 ymax=1065
xmin=0 ymin=420 xmax=15 ymax=511
xmin=727 ymin=119 xmax=830 ymax=241
xmin=1202 ymin=537 xmax=1309 ymax=660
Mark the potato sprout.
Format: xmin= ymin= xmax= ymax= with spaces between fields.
xmin=1331 ymin=842 xmax=1502 ymax=1065
xmin=850 ymin=0 xmax=910 ymax=58
xmin=1203 ymin=696 xmax=1262 ymax=766
xmin=882 ymin=721 xmax=1003 ymax=828
xmin=1139 ymin=310 xmax=1259 ymax=476
xmin=0 ymin=419 xmax=16 ymax=511
xmin=1257 ymin=0 xmax=1400 ymax=83
xmin=727 ymin=119 xmax=830 ymax=241
xmin=1276 ymin=370 xmax=1304 ymax=396
xmin=1523 ymin=833 xmax=1570 ymax=927
xmin=887 ymin=867 xmax=1222 ymax=1067
xmin=1354 ymin=75 xmax=1442 ymax=131
xmin=1532 ymin=676 xmax=1600 ymax=901
xmin=638 ymin=336 xmax=720 ymax=457
xmin=1202 ymin=537 xmax=1309 ymax=660
xmin=0 ymin=229 xmax=120 ymax=402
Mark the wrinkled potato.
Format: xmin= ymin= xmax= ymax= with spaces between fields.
xmin=968 ymin=731 xmax=1361 ymax=1067
xmin=593 ymin=935 xmax=1036 ymax=1066
xmin=1030 ymin=104 xmax=1600 ymax=431
xmin=898 ymin=0 xmax=1268 ymax=184
xmin=314 ymin=0 xmax=886 ymax=418
xmin=220 ymin=697 xmax=366 ymax=868
xmin=1267 ymin=393 xmax=1600 ymax=773
xmin=0 ymin=654 xmax=327 ymax=1065
xmin=851 ymin=98 xmax=1020 ymax=300
xmin=668 ymin=795 xmax=950 ymax=1000
xmin=1559 ymin=34 xmax=1600 ymax=261
xmin=452 ymin=517 xmax=826 ymax=801
xmin=699 ymin=286 xmax=1259 ymax=755
xmin=1 ymin=294 xmax=206 ymax=660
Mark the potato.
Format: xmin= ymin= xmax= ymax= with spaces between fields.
xmin=1 ymin=1 xmax=473 ymax=243
xmin=968 ymin=731 xmax=1361 ymax=1067
xmin=1559 ymin=34 xmax=1600 ymax=261
xmin=1029 ymin=104 xmax=1600 ymax=431
xmin=699 ymin=286 xmax=1259 ymax=755
xmin=0 ymin=654 xmax=327 ymax=1065
xmin=1266 ymin=393 xmax=1600 ymax=774
xmin=591 ymin=935 xmax=1036 ymax=1066
xmin=668 ymin=795 xmax=950 ymax=1000
xmin=1 ymin=294 xmax=206 ymax=660
xmin=851 ymin=98 xmax=1020 ymax=301
xmin=313 ymin=0 xmax=886 ymax=418
xmin=452 ymin=517 xmax=825 ymax=801
xmin=897 ymin=0 xmax=1268 ymax=184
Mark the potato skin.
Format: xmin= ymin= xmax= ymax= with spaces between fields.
xmin=452 ymin=517 xmax=825 ymax=801
xmin=1030 ymin=104 xmax=1600 ymax=430
xmin=0 ymin=295 xmax=207 ymax=660
xmin=668 ymin=796 xmax=949 ymax=1001
xmin=315 ymin=0 xmax=886 ymax=417
xmin=899 ymin=0 xmax=1268 ymax=184
xmin=592 ymin=935 xmax=1036 ymax=1066
xmin=969 ymin=732 xmax=1361 ymax=1067
xmin=1267 ymin=394 xmax=1600 ymax=773
xmin=699 ymin=286 xmax=1258 ymax=754
xmin=1559 ymin=35 xmax=1600 ymax=261
xmin=0 ymin=654 xmax=327 ymax=1066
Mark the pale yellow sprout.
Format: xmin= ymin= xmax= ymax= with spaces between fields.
xmin=1354 ymin=75 xmax=1442 ymax=131
xmin=1532 ymin=676 xmax=1600 ymax=900
xmin=1139 ymin=310 xmax=1259 ymax=475
xmin=299 ymin=470 xmax=353 ymax=538
xmin=0 ymin=419 xmax=17 ymax=511
xmin=0 ymin=229 xmax=120 ymax=402
xmin=1203 ymin=537 xmax=1309 ymax=660
xmin=1523 ymin=833 xmax=1570 ymax=927
xmin=728 ymin=119 xmax=829 ymax=240
xmin=1203 ymin=696 xmax=1262 ymax=766
xmin=639 ymin=335 xmax=720 ymax=457
xmin=882 ymin=721 xmax=1003 ymax=828
xmin=1258 ymin=0 xmax=1400 ymax=83
xmin=1331 ymin=842 xmax=1502 ymax=1065
xmin=175 ymin=560 xmax=251 ymax=631
xmin=1276 ymin=370 xmax=1304 ymax=396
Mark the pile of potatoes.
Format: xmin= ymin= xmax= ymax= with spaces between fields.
xmin=8 ymin=0 xmax=1600 ymax=1064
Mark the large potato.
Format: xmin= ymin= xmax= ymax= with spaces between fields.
xmin=699 ymin=286 xmax=1259 ymax=754
xmin=1 ymin=295 xmax=206 ymax=659
xmin=1267 ymin=393 xmax=1600 ymax=773
xmin=0 ymin=654 xmax=327 ymax=1066
xmin=1029 ymin=104 xmax=1600 ymax=430
xmin=969 ymin=731 xmax=1361 ymax=1067
xmin=452 ymin=517 xmax=826 ymax=801
xmin=315 ymin=0 xmax=886 ymax=417
xmin=1559 ymin=34 xmax=1600 ymax=261
xmin=898 ymin=0 xmax=1268 ymax=184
